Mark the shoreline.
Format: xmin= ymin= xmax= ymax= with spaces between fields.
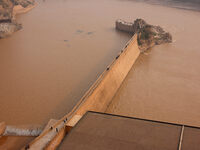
xmin=12 ymin=2 xmax=37 ymax=20
xmin=130 ymin=0 xmax=200 ymax=12
xmin=0 ymin=1 xmax=37 ymax=38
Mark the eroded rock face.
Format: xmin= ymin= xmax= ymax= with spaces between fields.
xmin=0 ymin=0 xmax=35 ymax=38
xmin=0 ymin=0 xmax=13 ymax=21
xmin=11 ymin=0 xmax=35 ymax=8
xmin=116 ymin=19 xmax=172 ymax=51
xmin=134 ymin=19 xmax=172 ymax=51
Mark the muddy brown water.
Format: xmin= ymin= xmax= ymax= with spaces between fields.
xmin=0 ymin=0 xmax=200 ymax=149
xmin=106 ymin=1 xmax=200 ymax=127
xmin=0 ymin=0 xmax=133 ymax=126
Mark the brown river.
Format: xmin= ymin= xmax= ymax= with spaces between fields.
xmin=106 ymin=0 xmax=200 ymax=127
xmin=0 ymin=0 xmax=200 ymax=149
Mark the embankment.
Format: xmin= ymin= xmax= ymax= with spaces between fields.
xmin=25 ymin=34 xmax=141 ymax=149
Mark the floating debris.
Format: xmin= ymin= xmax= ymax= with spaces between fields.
xmin=87 ymin=31 xmax=94 ymax=35
xmin=76 ymin=29 xmax=83 ymax=33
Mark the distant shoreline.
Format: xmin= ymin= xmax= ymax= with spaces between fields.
xmin=129 ymin=0 xmax=200 ymax=12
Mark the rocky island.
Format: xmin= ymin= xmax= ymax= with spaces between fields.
xmin=0 ymin=0 xmax=35 ymax=38
xmin=116 ymin=19 xmax=172 ymax=51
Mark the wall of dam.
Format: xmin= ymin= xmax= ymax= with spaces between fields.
xmin=25 ymin=34 xmax=141 ymax=149
xmin=69 ymin=34 xmax=140 ymax=117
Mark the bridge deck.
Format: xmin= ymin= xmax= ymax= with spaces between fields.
xmin=58 ymin=111 xmax=200 ymax=150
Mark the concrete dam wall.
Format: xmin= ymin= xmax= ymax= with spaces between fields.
xmin=25 ymin=34 xmax=141 ymax=149
xmin=70 ymin=34 xmax=140 ymax=117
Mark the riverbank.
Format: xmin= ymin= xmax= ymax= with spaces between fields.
xmin=12 ymin=2 xmax=37 ymax=19
xmin=128 ymin=0 xmax=200 ymax=12
xmin=0 ymin=0 xmax=36 ymax=38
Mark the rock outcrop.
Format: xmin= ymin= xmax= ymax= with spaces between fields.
xmin=116 ymin=19 xmax=172 ymax=51
xmin=0 ymin=0 xmax=35 ymax=38
xmin=0 ymin=21 xmax=22 ymax=38
xmin=12 ymin=0 xmax=35 ymax=8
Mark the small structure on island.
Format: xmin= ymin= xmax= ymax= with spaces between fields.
xmin=116 ymin=19 xmax=172 ymax=51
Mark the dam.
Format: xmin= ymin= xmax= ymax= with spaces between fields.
xmin=106 ymin=4 xmax=200 ymax=127
xmin=1 ymin=0 xmax=200 ymax=149
xmin=8 ymin=33 xmax=200 ymax=149
xmin=18 ymin=34 xmax=140 ymax=150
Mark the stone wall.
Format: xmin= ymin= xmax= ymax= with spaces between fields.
xmin=115 ymin=19 xmax=134 ymax=33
